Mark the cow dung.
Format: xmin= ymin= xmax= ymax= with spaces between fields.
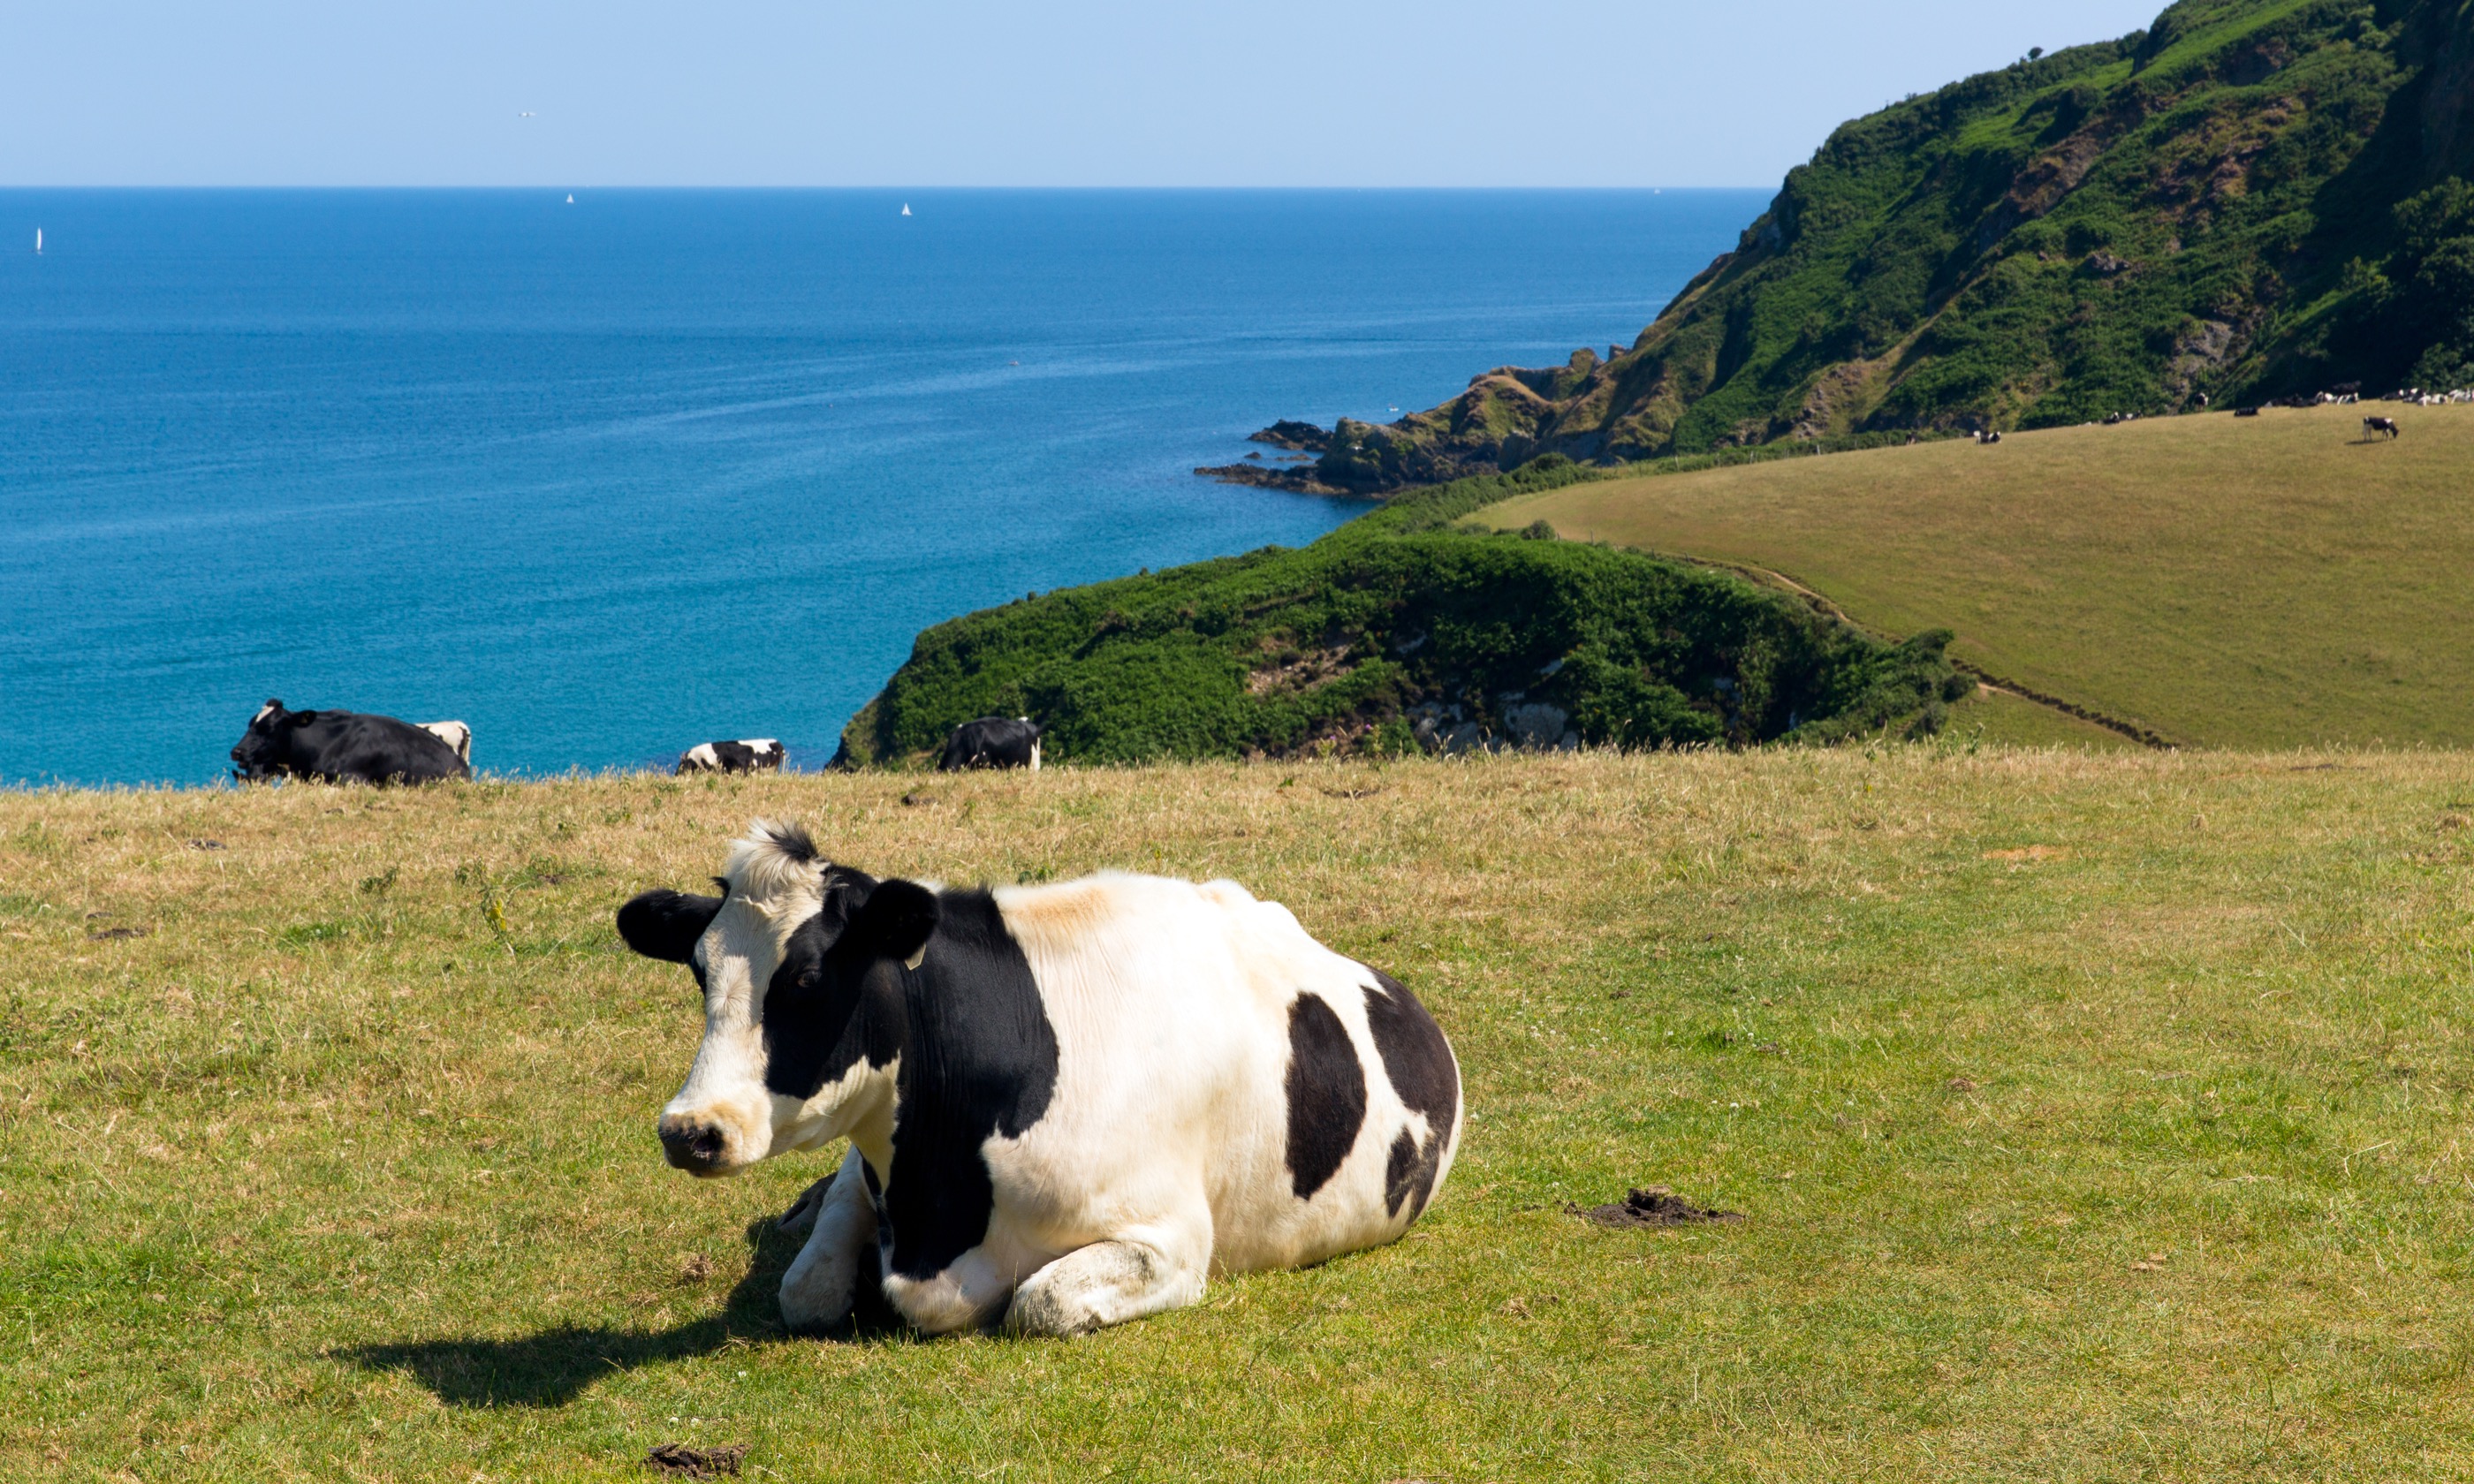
xmin=1569 ymin=1185 xmax=1742 ymax=1229
xmin=647 ymin=1442 xmax=748 ymax=1479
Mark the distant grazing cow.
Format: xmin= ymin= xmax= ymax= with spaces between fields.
xmin=616 ymin=820 xmax=1461 ymax=1336
xmin=2364 ymin=415 xmax=2401 ymax=440
xmin=418 ymin=721 xmax=472 ymax=766
xmin=677 ymin=739 xmax=785 ymax=776
xmin=229 ymin=700 xmax=468 ymax=785
xmin=2235 ymin=406 xmax=2262 ymax=417
xmin=939 ymin=716 xmax=1042 ymax=772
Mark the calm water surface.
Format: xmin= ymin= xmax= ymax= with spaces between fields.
xmin=0 ymin=188 xmax=1762 ymax=783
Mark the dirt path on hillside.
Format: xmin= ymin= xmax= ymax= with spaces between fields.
xmin=1679 ymin=555 xmax=2178 ymax=750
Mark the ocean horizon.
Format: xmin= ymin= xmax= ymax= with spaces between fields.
xmin=0 ymin=187 xmax=1765 ymax=785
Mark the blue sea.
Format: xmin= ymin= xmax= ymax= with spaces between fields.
xmin=0 ymin=188 xmax=1764 ymax=784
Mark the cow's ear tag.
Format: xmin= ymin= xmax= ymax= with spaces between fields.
xmin=902 ymin=945 xmax=928 ymax=972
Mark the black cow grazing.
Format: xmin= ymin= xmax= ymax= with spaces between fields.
xmin=2364 ymin=415 xmax=2402 ymax=440
xmin=939 ymin=716 xmax=1042 ymax=772
xmin=229 ymin=700 xmax=469 ymax=785
xmin=677 ymin=739 xmax=785 ymax=776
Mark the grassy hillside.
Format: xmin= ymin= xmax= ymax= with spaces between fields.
xmin=1481 ymin=402 xmax=2474 ymax=747
xmin=836 ymin=462 xmax=1958 ymax=766
xmin=1253 ymin=0 xmax=2474 ymax=491
xmin=6 ymin=751 xmax=2474 ymax=1480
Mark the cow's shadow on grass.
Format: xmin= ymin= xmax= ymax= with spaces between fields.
xmin=340 ymin=1214 xmax=912 ymax=1408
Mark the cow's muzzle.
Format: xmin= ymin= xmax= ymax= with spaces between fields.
xmin=658 ymin=1116 xmax=731 ymax=1175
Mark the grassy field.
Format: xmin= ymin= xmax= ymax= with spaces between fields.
xmin=1476 ymin=404 xmax=2474 ymax=749
xmin=7 ymin=750 xmax=2474 ymax=1480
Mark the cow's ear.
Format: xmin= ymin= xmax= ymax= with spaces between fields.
xmin=617 ymin=890 xmax=724 ymax=964
xmin=284 ymin=709 xmax=319 ymax=726
xmin=844 ymin=880 xmax=938 ymax=969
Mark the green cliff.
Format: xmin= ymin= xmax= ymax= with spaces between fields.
xmin=833 ymin=462 xmax=1961 ymax=768
xmin=1258 ymin=0 xmax=2474 ymax=490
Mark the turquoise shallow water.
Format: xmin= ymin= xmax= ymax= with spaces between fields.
xmin=0 ymin=188 xmax=1763 ymax=784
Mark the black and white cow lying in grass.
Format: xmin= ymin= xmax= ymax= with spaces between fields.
xmin=229 ymin=700 xmax=469 ymax=785
xmin=676 ymin=738 xmax=785 ymax=776
xmin=615 ymin=819 xmax=1461 ymax=1337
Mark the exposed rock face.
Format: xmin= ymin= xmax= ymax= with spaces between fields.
xmin=1191 ymin=461 xmax=1357 ymax=496
xmin=1248 ymin=420 xmax=1334 ymax=452
xmin=1406 ymin=700 xmax=1579 ymax=755
xmin=1204 ymin=0 xmax=2474 ymax=493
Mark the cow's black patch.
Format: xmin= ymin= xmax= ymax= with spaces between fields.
xmin=760 ymin=868 xmax=900 ymax=1102
xmin=1284 ymin=992 xmax=1368 ymax=1200
xmin=1362 ymin=970 xmax=1457 ymax=1124
xmin=1364 ymin=970 xmax=1458 ymax=1219
xmin=1383 ymin=1128 xmax=1433 ymax=1219
xmin=875 ymin=889 xmax=1059 ymax=1283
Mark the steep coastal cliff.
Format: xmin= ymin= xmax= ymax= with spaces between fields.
xmin=1228 ymin=0 xmax=2474 ymax=492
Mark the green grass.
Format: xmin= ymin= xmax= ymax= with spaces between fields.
xmin=1478 ymin=403 xmax=2474 ymax=748
xmin=7 ymin=750 xmax=2474 ymax=1480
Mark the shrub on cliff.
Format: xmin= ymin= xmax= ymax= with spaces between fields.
xmin=832 ymin=461 xmax=1957 ymax=766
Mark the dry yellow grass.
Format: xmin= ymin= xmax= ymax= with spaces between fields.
xmin=1477 ymin=403 xmax=2474 ymax=748
xmin=5 ymin=749 xmax=2474 ymax=1480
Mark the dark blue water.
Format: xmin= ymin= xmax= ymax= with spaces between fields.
xmin=0 ymin=188 xmax=1762 ymax=784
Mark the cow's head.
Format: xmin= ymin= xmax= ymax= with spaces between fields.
xmin=229 ymin=700 xmax=315 ymax=781
xmin=617 ymin=820 xmax=938 ymax=1177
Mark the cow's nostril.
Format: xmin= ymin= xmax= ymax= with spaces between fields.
xmin=659 ymin=1120 xmax=728 ymax=1171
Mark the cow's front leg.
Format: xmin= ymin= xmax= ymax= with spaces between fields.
xmin=1004 ymin=1228 xmax=1209 ymax=1338
xmin=778 ymin=1148 xmax=878 ymax=1333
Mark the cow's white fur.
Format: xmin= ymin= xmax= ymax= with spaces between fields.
xmin=664 ymin=822 xmax=1461 ymax=1337
xmin=417 ymin=720 xmax=471 ymax=764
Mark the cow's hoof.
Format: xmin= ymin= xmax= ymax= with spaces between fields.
xmin=1003 ymin=1288 xmax=1104 ymax=1339
xmin=778 ymin=1294 xmax=855 ymax=1336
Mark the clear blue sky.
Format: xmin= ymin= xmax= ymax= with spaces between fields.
xmin=4 ymin=0 xmax=2168 ymax=187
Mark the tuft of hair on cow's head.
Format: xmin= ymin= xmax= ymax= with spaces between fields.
xmin=760 ymin=818 xmax=816 ymax=863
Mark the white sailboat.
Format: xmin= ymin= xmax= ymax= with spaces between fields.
xmin=33 ymin=228 xmax=41 ymax=254
xmin=900 ymin=203 xmax=912 ymax=216
xmin=565 ymin=193 xmax=574 ymax=204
